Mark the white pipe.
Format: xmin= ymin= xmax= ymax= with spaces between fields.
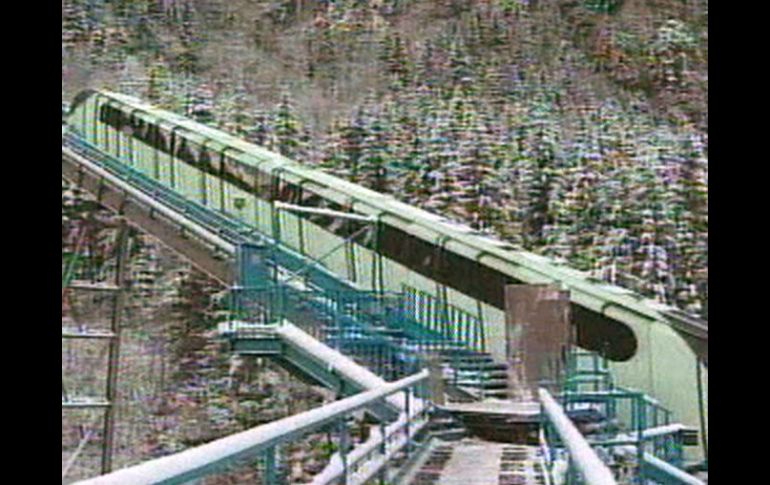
xmin=539 ymin=388 xmax=618 ymax=485
xmin=62 ymin=398 xmax=111 ymax=409
xmin=643 ymin=454 xmax=705 ymax=485
xmin=609 ymin=427 xmax=704 ymax=485
xmin=618 ymin=424 xmax=687 ymax=442
xmin=275 ymin=202 xmax=377 ymax=223
xmin=276 ymin=323 xmax=406 ymax=409
xmin=310 ymin=402 xmax=429 ymax=485
xmin=63 ymin=426 xmax=98 ymax=480
xmin=337 ymin=417 xmax=429 ymax=485
xmin=61 ymin=328 xmax=116 ymax=339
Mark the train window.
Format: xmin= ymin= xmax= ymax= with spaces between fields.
xmin=175 ymin=137 xmax=195 ymax=165
xmin=199 ymin=148 xmax=215 ymax=173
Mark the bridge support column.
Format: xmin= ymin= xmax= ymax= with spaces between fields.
xmin=62 ymin=216 xmax=134 ymax=480
xmin=101 ymin=221 xmax=132 ymax=475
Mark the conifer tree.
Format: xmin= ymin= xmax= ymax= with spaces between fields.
xmin=272 ymin=93 xmax=308 ymax=161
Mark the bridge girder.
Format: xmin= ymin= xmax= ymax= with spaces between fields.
xmin=62 ymin=148 xmax=235 ymax=285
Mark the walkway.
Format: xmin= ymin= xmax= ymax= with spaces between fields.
xmin=438 ymin=440 xmax=503 ymax=485
xmin=409 ymin=439 xmax=546 ymax=485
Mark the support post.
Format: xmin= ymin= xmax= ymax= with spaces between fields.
xmin=404 ymin=389 xmax=412 ymax=458
xmin=378 ymin=417 xmax=388 ymax=485
xmin=427 ymin=356 xmax=445 ymax=407
xmin=339 ymin=418 xmax=350 ymax=485
xmin=101 ymin=221 xmax=132 ymax=475
xmin=263 ymin=446 xmax=278 ymax=485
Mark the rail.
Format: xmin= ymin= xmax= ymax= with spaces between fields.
xmin=539 ymin=388 xmax=618 ymax=485
xmin=642 ymin=454 xmax=706 ymax=485
xmin=74 ymin=370 xmax=430 ymax=485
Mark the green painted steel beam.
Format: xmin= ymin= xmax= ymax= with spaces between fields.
xmin=227 ymin=335 xmax=358 ymax=394
xmin=228 ymin=338 xmax=284 ymax=355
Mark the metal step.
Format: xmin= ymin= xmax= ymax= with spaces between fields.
xmin=448 ymin=379 xmax=510 ymax=391
xmin=442 ymin=354 xmax=496 ymax=364
xmin=447 ymin=366 xmax=508 ymax=377
xmin=498 ymin=445 xmax=547 ymax=485
xmin=407 ymin=440 xmax=546 ymax=485
xmin=68 ymin=281 xmax=121 ymax=292
xmin=62 ymin=327 xmax=116 ymax=339
xmin=62 ymin=397 xmax=111 ymax=409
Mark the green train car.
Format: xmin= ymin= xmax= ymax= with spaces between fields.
xmin=67 ymin=90 xmax=707 ymax=460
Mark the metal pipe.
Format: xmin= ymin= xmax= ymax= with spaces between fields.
xmin=696 ymin=358 xmax=708 ymax=460
xmin=625 ymin=424 xmax=686 ymax=441
xmin=74 ymin=371 xmax=429 ymax=485
xmin=609 ymin=425 xmax=703 ymax=484
xmin=275 ymin=324 xmax=405 ymax=410
xmin=642 ymin=454 xmax=705 ymax=485
xmin=61 ymin=329 xmax=116 ymax=340
xmin=312 ymin=411 xmax=430 ymax=485
xmin=538 ymin=388 xmax=617 ymax=485
xmin=63 ymin=425 xmax=98 ymax=481
xmin=275 ymin=202 xmax=378 ymax=223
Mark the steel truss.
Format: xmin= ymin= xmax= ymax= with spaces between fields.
xmin=62 ymin=212 xmax=133 ymax=478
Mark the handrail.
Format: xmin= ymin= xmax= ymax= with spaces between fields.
xmin=64 ymin=133 xmax=360 ymax=295
xmin=538 ymin=388 xmax=618 ymax=485
xmin=74 ymin=370 xmax=430 ymax=485
xmin=311 ymin=400 xmax=430 ymax=485
xmin=62 ymin=144 xmax=236 ymax=255
xmin=642 ymin=454 xmax=706 ymax=485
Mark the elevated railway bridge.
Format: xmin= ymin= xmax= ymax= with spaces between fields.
xmin=62 ymin=92 xmax=707 ymax=485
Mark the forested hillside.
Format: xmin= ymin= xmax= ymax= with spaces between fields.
xmin=62 ymin=0 xmax=708 ymax=316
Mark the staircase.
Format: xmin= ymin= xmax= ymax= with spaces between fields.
xmin=231 ymin=238 xmax=507 ymax=402
xmin=324 ymin=296 xmax=508 ymax=401
xmin=441 ymin=350 xmax=509 ymax=400
xmin=228 ymin=282 xmax=506 ymax=403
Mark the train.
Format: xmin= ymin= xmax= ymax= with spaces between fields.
xmin=65 ymin=89 xmax=707 ymax=459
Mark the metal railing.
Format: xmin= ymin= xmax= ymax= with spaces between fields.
xmin=549 ymin=349 xmax=704 ymax=484
xmin=74 ymin=370 xmax=430 ymax=485
xmin=65 ymin=134 xmax=492 ymax=376
xmin=563 ymin=349 xmax=689 ymax=472
xmin=62 ymin=137 xmax=238 ymax=254
xmin=642 ymin=454 xmax=706 ymax=485
xmin=539 ymin=388 xmax=618 ymax=485
xmin=402 ymin=285 xmax=487 ymax=354
xmin=227 ymin=284 xmax=496 ymax=389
